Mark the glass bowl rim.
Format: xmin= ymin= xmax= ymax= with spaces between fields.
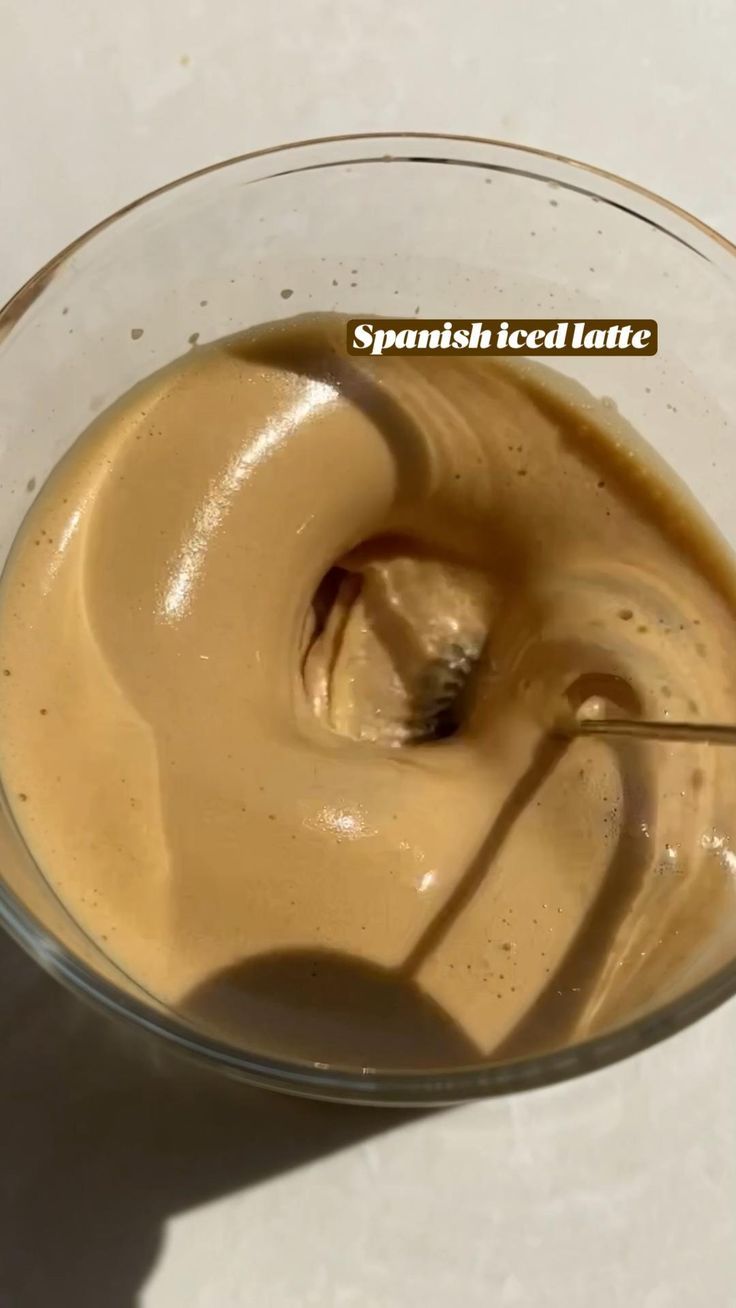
xmin=1 ymin=130 xmax=735 ymax=1106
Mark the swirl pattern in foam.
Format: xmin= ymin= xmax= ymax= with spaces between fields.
xmin=1 ymin=314 xmax=736 ymax=1069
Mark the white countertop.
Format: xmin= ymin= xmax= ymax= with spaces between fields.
xmin=1 ymin=3 xmax=735 ymax=1305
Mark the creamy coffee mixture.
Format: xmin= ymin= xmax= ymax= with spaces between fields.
xmin=2 ymin=314 xmax=736 ymax=1068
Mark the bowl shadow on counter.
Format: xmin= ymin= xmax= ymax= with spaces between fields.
xmin=0 ymin=933 xmax=426 ymax=1308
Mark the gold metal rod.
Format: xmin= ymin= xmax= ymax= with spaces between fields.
xmin=572 ymin=718 xmax=736 ymax=746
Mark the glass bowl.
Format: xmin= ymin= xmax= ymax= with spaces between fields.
xmin=1 ymin=133 xmax=735 ymax=1106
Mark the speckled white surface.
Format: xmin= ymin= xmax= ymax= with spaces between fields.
xmin=1 ymin=3 xmax=735 ymax=1305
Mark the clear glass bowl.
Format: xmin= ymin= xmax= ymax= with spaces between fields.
xmin=1 ymin=133 xmax=735 ymax=1105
